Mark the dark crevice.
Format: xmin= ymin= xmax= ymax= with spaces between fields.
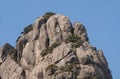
xmin=21 ymin=70 xmax=26 ymax=79
xmin=54 ymin=50 xmax=73 ymax=64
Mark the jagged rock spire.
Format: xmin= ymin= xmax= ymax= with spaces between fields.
xmin=0 ymin=13 xmax=112 ymax=79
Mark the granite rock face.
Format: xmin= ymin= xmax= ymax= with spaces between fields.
xmin=0 ymin=13 xmax=112 ymax=79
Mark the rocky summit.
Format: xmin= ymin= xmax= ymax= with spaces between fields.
xmin=0 ymin=12 xmax=112 ymax=79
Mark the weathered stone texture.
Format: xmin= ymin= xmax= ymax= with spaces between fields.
xmin=0 ymin=13 xmax=112 ymax=79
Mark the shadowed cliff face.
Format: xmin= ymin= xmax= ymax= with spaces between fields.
xmin=0 ymin=13 xmax=112 ymax=79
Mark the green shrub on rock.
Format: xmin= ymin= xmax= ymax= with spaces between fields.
xmin=65 ymin=35 xmax=84 ymax=48
xmin=45 ymin=64 xmax=58 ymax=75
xmin=10 ymin=49 xmax=18 ymax=62
xmin=45 ymin=64 xmax=58 ymax=72
xmin=21 ymin=24 xmax=33 ymax=35
xmin=16 ymin=36 xmax=22 ymax=43
xmin=40 ymin=42 xmax=61 ymax=57
xmin=59 ymin=64 xmax=73 ymax=72
xmin=65 ymin=35 xmax=80 ymax=43
xmin=80 ymin=74 xmax=98 ymax=79
xmin=43 ymin=12 xmax=56 ymax=21
xmin=72 ymin=39 xmax=84 ymax=48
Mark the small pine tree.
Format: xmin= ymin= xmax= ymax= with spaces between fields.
xmin=43 ymin=12 xmax=56 ymax=21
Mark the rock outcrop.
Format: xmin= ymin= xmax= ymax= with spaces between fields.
xmin=0 ymin=13 xmax=112 ymax=79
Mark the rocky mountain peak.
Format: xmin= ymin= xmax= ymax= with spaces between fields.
xmin=0 ymin=12 xmax=112 ymax=79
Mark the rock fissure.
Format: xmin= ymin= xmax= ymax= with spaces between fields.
xmin=54 ymin=50 xmax=73 ymax=64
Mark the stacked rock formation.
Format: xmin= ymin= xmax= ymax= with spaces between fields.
xmin=0 ymin=13 xmax=112 ymax=79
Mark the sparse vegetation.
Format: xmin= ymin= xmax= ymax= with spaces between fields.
xmin=45 ymin=64 xmax=58 ymax=75
xmin=40 ymin=42 xmax=61 ymax=57
xmin=45 ymin=64 xmax=58 ymax=72
xmin=45 ymin=60 xmax=80 ymax=76
xmin=59 ymin=64 xmax=73 ymax=72
xmin=65 ymin=35 xmax=80 ymax=43
xmin=80 ymin=74 xmax=98 ymax=79
xmin=59 ymin=60 xmax=78 ymax=72
xmin=16 ymin=36 xmax=21 ymax=43
xmin=43 ymin=12 xmax=56 ymax=21
xmin=21 ymin=24 xmax=33 ymax=35
xmin=72 ymin=40 xmax=83 ymax=48
xmin=10 ymin=49 xmax=18 ymax=62
xmin=51 ymin=42 xmax=61 ymax=49
xmin=65 ymin=35 xmax=84 ymax=48
xmin=16 ymin=24 xmax=33 ymax=44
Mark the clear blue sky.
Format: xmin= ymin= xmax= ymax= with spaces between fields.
xmin=0 ymin=0 xmax=120 ymax=79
